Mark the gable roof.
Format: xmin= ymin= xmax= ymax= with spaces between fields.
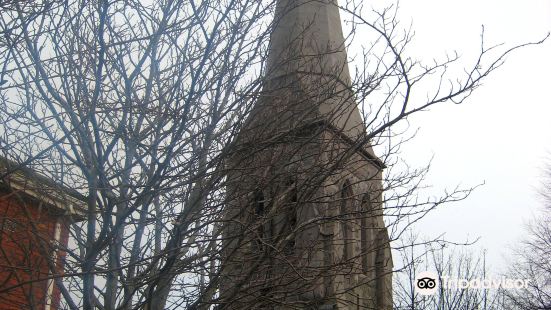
xmin=0 ymin=156 xmax=86 ymax=219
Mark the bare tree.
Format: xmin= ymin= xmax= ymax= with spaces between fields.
xmin=0 ymin=0 xmax=546 ymax=309
xmin=393 ymin=230 xmax=507 ymax=310
xmin=503 ymin=163 xmax=551 ymax=310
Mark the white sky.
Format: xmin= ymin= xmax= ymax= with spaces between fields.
xmin=366 ymin=0 xmax=551 ymax=271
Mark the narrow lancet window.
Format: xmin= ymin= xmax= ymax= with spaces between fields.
xmin=361 ymin=193 xmax=371 ymax=274
xmin=340 ymin=180 xmax=353 ymax=261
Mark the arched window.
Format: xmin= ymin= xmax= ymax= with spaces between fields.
xmin=340 ymin=180 xmax=353 ymax=261
xmin=361 ymin=193 xmax=372 ymax=274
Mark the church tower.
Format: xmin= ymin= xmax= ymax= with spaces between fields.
xmin=220 ymin=0 xmax=393 ymax=309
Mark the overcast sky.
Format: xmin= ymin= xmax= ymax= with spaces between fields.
xmin=364 ymin=0 xmax=551 ymax=271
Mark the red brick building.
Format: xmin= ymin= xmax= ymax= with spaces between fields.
xmin=0 ymin=158 xmax=85 ymax=310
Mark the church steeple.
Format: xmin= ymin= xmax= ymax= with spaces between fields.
xmin=220 ymin=1 xmax=393 ymax=309
xmin=260 ymin=0 xmax=368 ymax=144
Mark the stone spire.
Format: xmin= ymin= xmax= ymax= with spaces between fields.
xmin=260 ymin=0 xmax=369 ymax=144
xmin=267 ymin=0 xmax=352 ymax=85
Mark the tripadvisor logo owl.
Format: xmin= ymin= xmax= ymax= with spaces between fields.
xmin=415 ymin=271 xmax=438 ymax=295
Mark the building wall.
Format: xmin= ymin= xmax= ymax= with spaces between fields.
xmin=0 ymin=189 xmax=69 ymax=310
